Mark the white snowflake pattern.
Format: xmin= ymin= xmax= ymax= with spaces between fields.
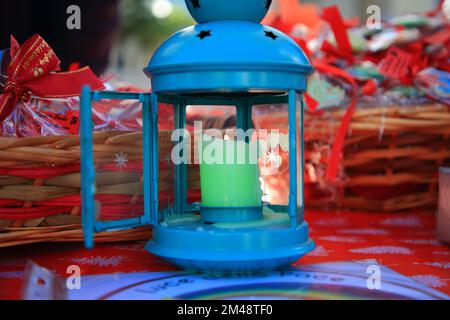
xmin=317 ymin=235 xmax=364 ymax=243
xmin=338 ymin=228 xmax=390 ymax=236
xmin=379 ymin=216 xmax=422 ymax=228
xmin=114 ymin=152 xmax=129 ymax=169
xmin=70 ymin=255 xmax=128 ymax=267
xmin=400 ymin=239 xmax=441 ymax=246
xmin=350 ymin=245 xmax=413 ymax=255
xmin=412 ymin=274 xmax=448 ymax=288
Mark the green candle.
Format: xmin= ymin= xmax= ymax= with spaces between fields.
xmin=199 ymin=135 xmax=262 ymax=207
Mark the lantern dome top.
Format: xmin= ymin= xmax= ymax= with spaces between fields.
xmin=185 ymin=0 xmax=272 ymax=24
xmin=145 ymin=20 xmax=313 ymax=93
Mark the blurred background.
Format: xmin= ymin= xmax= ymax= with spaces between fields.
xmin=0 ymin=0 xmax=439 ymax=87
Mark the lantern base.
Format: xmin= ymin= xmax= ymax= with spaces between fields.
xmin=145 ymin=219 xmax=315 ymax=274
xmin=200 ymin=205 xmax=263 ymax=223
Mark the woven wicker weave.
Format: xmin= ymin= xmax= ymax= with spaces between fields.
xmin=2 ymin=103 xmax=448 ymax=246
xmin=305 ymin=103 xmax=450 ymax=211
xmin=0 ymin=130 xmax=199 ymax=247
xmin=254 ymin=103 xmax=450 ymax=211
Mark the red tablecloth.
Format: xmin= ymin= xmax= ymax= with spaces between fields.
xmin=0 ymin=210 xmax=449 ymax=299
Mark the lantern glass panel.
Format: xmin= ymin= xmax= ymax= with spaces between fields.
xmin=158 ymin=102 xmax=175 ymax=215
xmin=252 ymin=100 xmax=290 ymax=209
xmin=296 ymin=93 xmax=305 ymax=223
xmin=91 ymin=97 xmax=145 ymax=225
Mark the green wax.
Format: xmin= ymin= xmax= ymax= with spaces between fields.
xmin=199 ymin=136 xmax=262 ymax=207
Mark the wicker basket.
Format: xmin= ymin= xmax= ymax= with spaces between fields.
xmin=254 ymin=102 xmax=450 ymax=211
xmin=2 ymin=103 xmax=447 ymax=247
xmin=305 ymin=103 xmax=450 ymax=211
xmin=0 ymin=130 xmax=200 ymax=247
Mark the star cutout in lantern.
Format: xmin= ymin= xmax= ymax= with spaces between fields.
xmin=197 ymin=30 xmax=211 ymax=40
xmin=264 ymin=30 xmax=278 ymax=40
xmin=265 ymin=0 xmax=272 ymax=10
xmin=190 ymin=0 xmax=201 ymax=9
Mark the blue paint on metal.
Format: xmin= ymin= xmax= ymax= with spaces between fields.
xmin=80 ymin=86 xmax=95 ymax=249
xmin=236 ymin=101 xmax=253 ymax=137
xmin=91 ymin=91 xmax=140 ymax=101
xmin=151 ymin=93 xmax=160 ymax=225
xmin=141 ymin=93 xmax=152 ymax=225
xmin=185 ymin=0 xmax=272 ymax=24
xmin=146 ymin=221 xmax=315 ymax=274
xmin=80 ymin=89 xmax=152 ymax=237
xmin=288 ymin=90 xmax=298 ymax=229
xmin=145 ymin=20 xmax=313 ymax=93
xmin=96 ymin=217 xmax=144 ymax=232
xmin=200 ymin=205 xmax=263 ymax=223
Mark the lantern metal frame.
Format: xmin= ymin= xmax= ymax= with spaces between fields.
xmin=80 ymin=0 xmax=315 ymax=273
xmin=81 ymin=89 xmax=314 ymax=273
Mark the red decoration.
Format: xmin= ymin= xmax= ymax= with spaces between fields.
xmin=312 ymin=62 xmax=358 ymax=182
xmin=320 ymin=5 xmax=354 ymax=63
xmin=40 ymin=109 xmax=80 ymax=135
xmin=304 ymin=92 xmax=318 ymax=111
xmin=379 ymin=46 xmax=413 ymax=82
xmin=1 ymin=210 xmax=449 ymax=299
xmin=361 ymin=79 xmax=378 ymax=96
xmin=0 ymin=34 xmax=104 ymax=124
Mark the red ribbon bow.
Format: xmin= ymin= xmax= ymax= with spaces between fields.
xmin=320 ymin=6 xmax=354 ymax=63
xmin=0 ymin=34 xmax=104 ymax=123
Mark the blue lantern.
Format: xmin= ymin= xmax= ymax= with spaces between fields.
xmin=81 ymin=0 xmax=315 ymax=274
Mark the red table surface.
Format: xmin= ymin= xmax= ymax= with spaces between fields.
xmin=0 ymin=210 xmax=449 ymax=300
